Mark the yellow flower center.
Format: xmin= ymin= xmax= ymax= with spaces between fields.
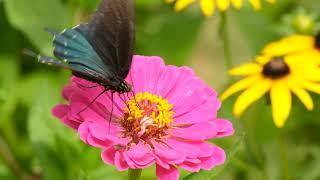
xmin=120 ymin=92 xmax=174 ymax=143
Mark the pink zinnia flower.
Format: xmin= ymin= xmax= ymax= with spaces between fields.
xmin=52 ymin=55 xmax=234 ymax=180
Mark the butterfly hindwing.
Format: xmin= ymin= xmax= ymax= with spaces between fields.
xmin=48 ymin=27 xmax=114 ymax=85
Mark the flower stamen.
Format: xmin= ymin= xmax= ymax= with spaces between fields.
xmin=120 ymin=92 xmax=174 ymax=144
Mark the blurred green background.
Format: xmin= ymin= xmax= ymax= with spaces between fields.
xmin=1 ymin=0 xmax=320 ymax=179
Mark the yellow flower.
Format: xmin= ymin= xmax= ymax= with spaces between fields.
xmin=220 ymin=52 xmax=320 ymax=128
xmin=262 ymin=34 xmax=320 ymax=57
xmin=165 ymin=0 xmax=276 ymax=17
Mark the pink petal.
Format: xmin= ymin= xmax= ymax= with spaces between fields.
xmin=125 ymin=142 xmax=155 ymax=168
xmin=199 ymin=145 xmax=226 ymax=170
xmin=114 ymin=151 xmax=130 ymax=171
xmin=156 ymin=164 xmax=179 ymax=180
xmin=156 ymin=66 xmax=194 ymax=98
xmin=127 ymin=56 xmax=165 ymax=94
xmin=78 ymin=121 xmax=128 ymax=148
xmin=172 ymin=119 xmax=234 ymax=140
xmin=52 ymin=104 xmax=69 ymax=118
xmin=52 ymin=104 xmax=80 ymax=129
xmin=213 ymin=119 xmax=235 ymax=138
xmin=165 ymin=138 xmax=202 ymax=158
xmin=101 ymin=147 xmax=117 ymax=165
xmin=179 ymin=161 xmax=201 ymax=172
xmin=101 ymin=147 xmax=129 ymax=171
xmin=172 ymin=122 xmax=217 ymax=140
xmin=62 ymin=84 xmax=75 ymax=100
xmin=152 ymin=141 xmax=185 ymax=165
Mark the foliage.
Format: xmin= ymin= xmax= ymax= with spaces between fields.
xmin=0 ymin=0 xmax=320 ymax=179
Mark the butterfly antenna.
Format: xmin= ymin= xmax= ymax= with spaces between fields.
xmin=77 ymin=89 xmax=107 ymax=115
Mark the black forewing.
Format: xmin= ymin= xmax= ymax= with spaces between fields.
xmin=82 ymin=0 xmax=135 ymax=80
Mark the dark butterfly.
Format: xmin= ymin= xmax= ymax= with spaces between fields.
xmin=24 ymin=0 xmax=135 ymax=94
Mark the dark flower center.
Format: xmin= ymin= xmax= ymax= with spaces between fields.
xmin=262 ymin=57 xmax=290 ymax=79
xmin=315 ymin=32 xmax=320 ymax=49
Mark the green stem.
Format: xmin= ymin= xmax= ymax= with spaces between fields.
xmin=278 ymin=130 xmax=290 ymax=180
xmin=219 ymin=11 xmax=233 ymax=70
xmin=128 ymin=169 xmax=142 ymax=180
xmin=0 ymin=135 xmax=30 ymax=180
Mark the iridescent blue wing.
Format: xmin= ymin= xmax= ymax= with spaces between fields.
xmin=49 ymin=26 xmax=115 ymax=85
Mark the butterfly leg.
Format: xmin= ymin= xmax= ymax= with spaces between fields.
xmin=77 ymin=89 xmax=107 ymax=116
xmin=108 ymin=93 xmax=114 ymax=132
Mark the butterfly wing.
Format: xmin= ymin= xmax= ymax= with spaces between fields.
xmin=83 ymin=0 xmax=135 ymax=80
xmin=50 ymin=0 xmax=135 ymax=86
xmin=49 ymin=26 xmax=114 ymax=85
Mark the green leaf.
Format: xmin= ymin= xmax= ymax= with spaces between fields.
xmin=3 ymin=0 xmax=72 ymax=53
xmin=183 ymin=133 xmax=245 ymax=180
xmin=136 ymin=5 xmax=203 ymax=65
xmin=0 ymin=56 xmax=19 ymax=126
xmin=86 ymin=166 xmax=126 ymax=180
xmin=27 ymin=74 xmax=67 ymax=180
xmin=233 ymin=0 xmax=296 ymax=53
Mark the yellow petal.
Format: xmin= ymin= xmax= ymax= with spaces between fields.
xmin=286 ymin=52 xmax=320 ymax=82
xmin=262 ymin=35 xmax=314 ymax=56
xmin=298 ymin=80 xmax=320 ymax=94
xmin=270 ymin=81 xmax=292 ymax=128
xmin=233 ymin=77 xmax=271 ymax=117
xmin=231 ymin=0 xmax=243 ymax=9
xmin=249 ymin=0 xmax=261 ymax=10
xmin=220 ymin=75 xmax=260 ymax=101
xmin=174 ymin=0 xmax=196 ymax=11
xmin=216 ymin=0 xmax=230 ymax=11
xmin=228 ymin=63 xmax=262 ymax=76
xmin=200 ymin=0 xmax=215 ymax=17
xmin=288 ymin=79 xmax=313 ymax=110
xmin=255 ymin=55 xmax=272 ymax=64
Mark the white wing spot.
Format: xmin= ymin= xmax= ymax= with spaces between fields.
xmin=72 ymin=35 xmax=77 ymax=39
xmin=64 ymin=42 xmax=68 ymax=46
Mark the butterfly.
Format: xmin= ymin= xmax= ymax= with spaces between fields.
xmin=24 ymin=0 xmax=135 ymax=94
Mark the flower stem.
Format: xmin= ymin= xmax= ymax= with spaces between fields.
xmin=219 ymin=11 xmax=233 ymax=70
xmin=128 ymin=169 xmax=142 ymax=180
xmin=0 ymin=135 xmax=30 ymax=180
xmin=278 ymin=130 xmax=290 ymax=180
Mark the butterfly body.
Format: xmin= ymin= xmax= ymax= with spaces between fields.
xmin=25 ymin=0 xmax=135 ymax=94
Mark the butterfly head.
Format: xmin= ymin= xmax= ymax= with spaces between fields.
xmin=117 ymin=81 xmax=132 ymax=93
xmin=104 ymin=79 xmax=131 ymax=94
